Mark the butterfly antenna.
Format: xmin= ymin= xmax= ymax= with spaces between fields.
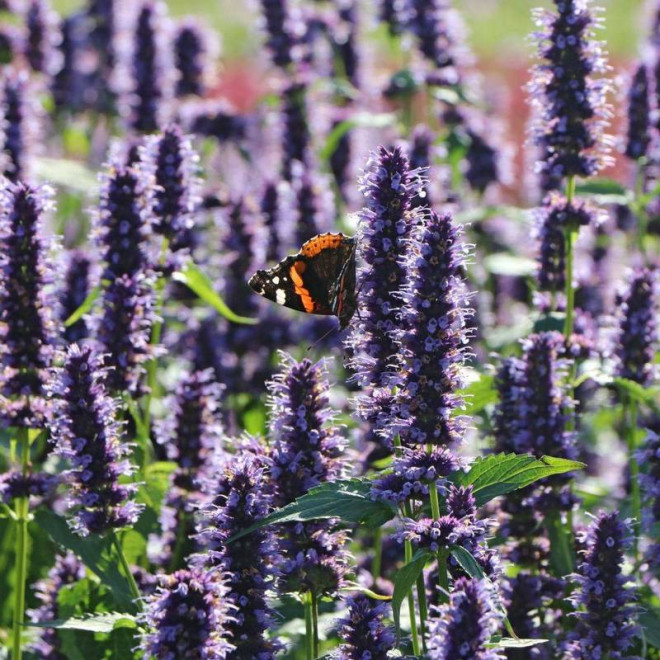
xmin=306 ymin=324 xmax=339 ymax=352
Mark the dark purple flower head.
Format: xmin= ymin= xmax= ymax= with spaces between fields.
xmin=492 ymin=357 xmax=525 ymax=454
xmin=198 ymin=454 xmax=284 ymax=658
xmin=447 ymin=484 xmax=476 ymax=520
xmin=565 ymin=511 xmax=639 ymax=659
xmin=408 ymin=124 xmax=434 ymax=208
xmin=145 ymin=124 xmax=200 ymax=247
xmin=615 ymin=267 xmax=657 ymax=387
xmin=86 ymin=0 xmax=118 ymax=113
xmin=49 ymin=344 xmax=142 ymax=536
xmin=173 ymin=19 xmax=217 ymax=98
xmin=347 ymin=146 xmax=419 ymax=390
xmin=0 ymin=469 xmax=57 ymax=505
xmin=27 ymin=552 xmax=85 ymax=659
xmin=0 ymin=181 xmax=59 ymax=416
xmin=140 ymin=568 xmax=234 ymax=659
xmin=259 ymin=0 xmax=300 ymax=69
xmin=156 ymin=369 xmax=223 ymax=471
xmin=334 ymin=594 xmax=396 ymax=660
xmin=95 ymin=160 xmax=155 ymax=280
xmin=624 ymin=63 xmax=651 ymax=161
xmin=187 ymin=101 xmax=248 ymax=143
xmin=396 ymin=211 xmax=472 ymax=448
xmin=637 ymin=429 xmax=660 ymax=572
xmin=428 ymin=578 xmax=504 ymax=660
xmin=401 ymin=515 xmax=461 ymax=553
xmin=94 ymin=272 xmax=155 ymax=395
xmin=328 ymin=0 xmax=359 ymax=86
xmin=1 ymin=68 xmax=36 ymax=182
xmin=24 ymin=0 xmax=58 ymax=74
xmin=281 ymin=81 xmax=311 ymax=181
xmin=529 ymin=0 xmax=611 ymax=182
xmin=370 ymin=446 xmax=459 ymax=505
xmin=464 ymin=127 xmax=500 ymax=195
xmin=261 ymin=180 xmax=292 ymax=264
xmin=52 ymin=14 xmax=84 ymax=115
xmin=60 ymin=250 xmax=92 ymax=344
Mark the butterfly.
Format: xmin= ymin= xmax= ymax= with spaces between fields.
xmin=248 ymin=232 xmax=357 ymax=329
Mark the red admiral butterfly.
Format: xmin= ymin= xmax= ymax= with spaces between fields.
xmin=248 ymin=232 xmax=357 ymax=329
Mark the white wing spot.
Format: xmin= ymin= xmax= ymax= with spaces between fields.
xmin=275 ymin=289 xmax=286 ymax=305
xmin=272 ymin=276 xmax=280 ymax=285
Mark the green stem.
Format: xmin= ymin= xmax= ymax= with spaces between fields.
xmin=110 ymin=531 xmax=141 ymax=608
xmin=415 ymin=572 xmax=428 ymax=653
xmin=429 ymin=483 xmax=449 ymax=603
xmin=11 ymin=427 xmax=30 ymax=660
xmin=372 ymin=527 xmax=383 ymax=582
xmin=311 ymin=591 xmax=319 ymax=658
xmin=624 ymin=396 xmax=641 ymax=560
xmin=304 ymin=592 xmax=313 ymax=660
xmin=634 ymin=161 xmax=648 ymax=261
xmin=404 ymin=537 xmax=421 ymax=656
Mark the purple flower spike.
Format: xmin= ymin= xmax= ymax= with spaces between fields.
xmin=0 ymin=181 xmax=59 ymax=421
xmin=396 ymin=211 xmax=472 ymax=448
xmin=0 ymin=469 xmax=57 ymax=504
xmin=146 ymin=124 xmax=200 ymax=248
xmin=529 ymin=0 xmax=611 ymax=182
xmin=281 ymin=81 xmax=311 ymax=181
xmin=638 ymin=429 xmax=660 ymax=572
xmin=379 ymin=0 xmax=405 ymax=36
xmin=334 ymin=594 xmax=396 ymax=660
xmin=24 ymin=0 xmax=57 ymax=75
xmin=139 ymin=569 xmax=234 ymax=659
xmin=427 ymin=578 xmax=505 ymax=659
xmin=615 ymin=268 xmax=657 ymax=387
xmin=491 ymin=357 xmax=524 ymax=454
xmin=565 ymin=511 xmax=639 ymax=659
xmin=259 ymin=0 xmax=298 ymax=69
xmin=624 ymin=63 xmax=652 ymax=161
xmin=49 ymin=344 xmax=142 ymax=536
xmin=347 ymin=146 xmax=419 ymax=390
xmin=27 ymin=552 xmax=85 ymax=658
xmin=60 ymin=251 xmax=92 ymax=344
xmin=465 ymin=127 xmax=501 ymax=195
xmin=199 ymin=454 xmax=284 ymax=658
xmin=173 ymin=19 xmax=217 ymax=98
xmin=1 ymin=69 xmax=36 ymax=182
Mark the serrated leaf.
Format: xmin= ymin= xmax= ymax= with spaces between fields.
xmin=34 ymin=510 xmax=136 ymax=612
xmin=450 ymin=546 xmax=485 ymax=579
xmin=496 ymin=638 xmax=549 ymax=649
xmin=172 ymin=264 xmax=258 ymax=325
xmin=639 ymin=608 xmax=660 ymax=647
xmin=27 ymin=612 xmax=136 ymax=633
xmin=319 ymin=112 xmax=396 ymax=162
xmin=64 ymin=285 xmax=101 ymax=327
xmin=228 ymin=479 xmax=397 ymax=543
xmin=483 ymin=253 xmax=537 ymax=277
xmin=392 ymin=553 xmax=429 ymax=637
xmin=451 ymin=453 xmax=586 ymax=507
xmin=458 ymin=373 xmax=496 ymax=415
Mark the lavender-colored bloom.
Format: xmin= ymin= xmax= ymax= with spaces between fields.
xmin=0 ymin=469 xmax=57 ymax=504
xmin=396 ymin=211 xmax=472 ymax=448
xmin=565 ymin=511 xmax=639 ymax=659
xmin=199 ymin=454 xmax=284 ymax=658
xmin=187 ymin=102 xmax=248 ymax=144
xmin=408 ymin=124 xmax=434 ymax=209
xmin=379 ymin=0 xmax=405 ymax=36
xmin=49 ymin=344 xmax=142 ymax=536
xmin=139 ymin=568 xmax=234 ymax=659
xmin=624 ymin=63 xmax=652 ymax=161
xmin=281 ymin=81 xmax=310 ymax=181
xmin=347 ymin=146 xmax=418 ymax=391
xmin=146 ymin=124 xmax=200 ymax=247
xmin=52 ymin=14 xmax=85 ymax=115
xmin=427 ymin=578 xmax=505 ymax=660
xmin=259 ymin=0 xmax=300 ymax=69
xmin=492 ymin=357 xmax=524 ymax=454
xmin=0 ymin=182 xmax=59 ymax=421
xmin=24 ymin=0 xmax=57 ymax=75
xmin=614 ymin=268 xmax=657 ymax=387
xmin=173 ymin=19 xmax=215 ymax=98
xmin=0 ymin=69 xmax=34 ymax=182
xmin=330 ymin=0 xmax=359 ymax=87
xmin=260 ymin=180 xmax=289 ymax=264
xmin=638 ymin=429 xmax=660 ymax=572
xmin=268 ymin=355 xmax=348 ymax=596
xmin=94 ymin=272 xmax=154 ymax=395
xmin=465 ymin=127 xmax=500 ymax=194
xmin=86 ymin=0 xmax=118 ymax=113
xmin=27 ymin=552 xmax=85 ymax=659
xmin=529 ymin=0 xmax=611 ymax=182
xmin=60 ymin=251 xmax=92 ymax=344
xmin=401 ymin=515 xmax=462 ymax=553
xmin=333 ymin=594 xmax=396 ymax=660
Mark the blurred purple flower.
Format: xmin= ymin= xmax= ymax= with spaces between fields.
xmin=173 ymin=19 xmax=217 ymax=98
xmin=259 ymin=0 xmax=298 ymax=69
xmin=49 ymin=344 xmax=142 ymax=536
xmin=60 ymin=250 xmax=92 ymax=344
xmin=0 ymin=469 xmax=57 ymax=504
xmin=638 ymin=429 xmax=660 ymax=573
xmin=624 ymin=63 xmax=652 ymax=161
xmin=464 ymin=127 xmax=500 ymax=195
xmin=281 ymin=81 xmax=311 ymax=181
xmin=24 ymin=0 xmax=58 ymax=75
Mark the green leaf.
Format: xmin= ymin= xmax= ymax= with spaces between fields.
xmin=452 ymin=453 xmax=586 ymax=507
xmin=496 ymin=638 xmax=549 ymax=649
xmin=34 ymin=510 xmax=136 ymax=612
xmin=545 ymin=510 xmax=576 ymax=576
xmin=64 ymin=285 xmax=101 ymax=327
xmin=639 ymin=608 xmax=660 ymax=648
xmin=483 ymin=253 xmax=537 ymax=277
xmin=532 ymin=312 xmax=566 ymax=334
xmin=319 ymin=112 xmax=396 ymax=162
xmin=576 ymin=178 xmax=627 ymax=196
xmin=34 ymin=156 xmax=98 ymax=193
xmin=458 ymin=372 xmax=496 ymax=415
xmin=391 ymin=553 xmax=429 ymax=637
xmin=172 ymin=264 xmax=258 ymax=325
xmin=228 ymin=479 xmax=396 ymax=543
xmin=27 ymin=612 xmax=137 ymax=634
xmin=614 ymin=377 xmax=660 ymax=407
xmin=450 ymin=546 xmax=485 ymax=579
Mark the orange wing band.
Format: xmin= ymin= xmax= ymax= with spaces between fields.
xmin=289 ymin=262 xmax=316 ymax=312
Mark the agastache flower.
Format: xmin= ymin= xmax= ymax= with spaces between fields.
xmin=0 ymin=469 xmax=57 ymax=505
xmin=333 ymin=594 xmax=396 ymax=660
xmin=396 ymin=211 xmax=472 ymax=448
xmin=528 ymin=0 xmax=612 ymax=182
xmin=139 ymin=569 xmax=234 ymax=659
xmin=624 ymin=63 xmax=652 ymax=161
xmin=52 ymin=15 xmax=85 ymax=115
xmin=145 ymin=124 xmax=200 ymax=248
xmin=565 ymin=511 xmax=639 ymax=659
xmin=27 ymin=552 xmax=85 ymax=658
xmin=491 ymin=357 xmax=524 ymax=454
xmin=24 ymin=0 xmax=57 ymax=75
xmin=60 ymin=251 xmax=92 ymax=344
xmin=281 ymin=81 xmax=311 ymax=181
xmin=638 ymin=429 xmax=660 ymax=572
xmin=173 ymin=19 xmax=217 ymax=98
xmin=0 ymin=182 xmax=59 ymax=423
xmin=427 ymin=578 xmax=505 ymax=660
xmin=49 ymin=344 xmax=142 ymax=536
xmin=199 ymin=454 xmax=284 ymax=658
xmin=259 ymin=0 xmax=298 ymax=69
xmin=614 ymin=268 xmax=657 ymax=387
xmin=86 ymin=0 xmax=118 ymax=113
xmin=408 ymin=124 xmax=434 ymax=209
xmin=464 ymin=127 xmax=501 ymax=195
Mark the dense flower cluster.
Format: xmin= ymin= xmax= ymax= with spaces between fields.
xmin=24 ymin=0 xmax=57 ymax=75
xmin=49 ymin=344 xmax=142 ymax=536
xmin=60 ymin=251 xmax=92 ymax=344
xmin=565 ymin=511 xmax=639 ymax=659
xmin=259 ymin=0 xmax=298 ymax=69
xmin=281 ymin=81 xmax=310 ymax=181
xmin=638 ymin=429 xmax=660 ymax=572
xmin=0 ymin=469 xmax=56 ymax=504
xmin=0 ymin=69 xmax=34 ymax=182
xmin=624 ymin=63 xmax=651 ymax=161
xmin=139 ymin=569 xmax=234 ymax=659
xmin=174 ymin=19 xmax=215 ymax=98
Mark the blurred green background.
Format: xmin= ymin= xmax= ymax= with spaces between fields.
xmin=50 ymin=0 xmax=647 ymax=62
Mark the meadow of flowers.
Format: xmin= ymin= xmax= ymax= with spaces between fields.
xmin=0 ymin=0 xmax=658 ymax=658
